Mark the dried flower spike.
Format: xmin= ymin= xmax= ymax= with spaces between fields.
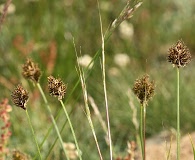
xmin=11 ymin=84 xmax=29 ymax=110
xmin=48 ymin=76 xmax=67 ymax=101
xmin=167 ymin=40 xmax=192 ymax=68
xmin=133 ymin=74 xmax=155 ymax=105
xmin=22 ymin=59 xmax=41 ymax=83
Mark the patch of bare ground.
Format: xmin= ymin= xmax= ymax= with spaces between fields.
xmin=135 ymin=131 xmax=195 ymax=160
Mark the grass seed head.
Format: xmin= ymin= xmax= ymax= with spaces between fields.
xmin=133 ymin=74 xmax=155 ymax=105
xmin=11 ymin=84 xmax=29 ymax=110
xmin=47 ymin=75 xmax=67 ymax=101
xmin=167 ymin=40 xmax=192 ymax=68
xmin=22 ymin=59 xmax=41 ymax=83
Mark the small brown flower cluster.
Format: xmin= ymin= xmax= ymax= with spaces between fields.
xmin=133 ymin=75 xmax=155 ymax=105
xmin=12 ymin=150 xmax=28 ymax=160
xmin=22 ymin=59 xmax=41 ymax=83
xmin=11 ymin=84 xmax=29 ymax=110
xmin=48 ymin=76 xmax=67 ymax=101
xmin=0 ymin=99 xmax=12 ymax=158
xmin=167 ymin=40 xmax=192 ymax=68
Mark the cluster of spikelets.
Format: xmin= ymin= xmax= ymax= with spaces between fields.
xmin=9 ymin=38 xmax=192 ymax=159
xmin=133 ymin=39 xmax=191 ymax=105
xmin=11 ymin=59 xmax=67 ymax=110
xmin=10 ymin=39 xmax=192 ymax=159
xmin=10 ymin=58 xmax=80 ymax=160
xmin=130 ymin=39 xmax=192 ymax=160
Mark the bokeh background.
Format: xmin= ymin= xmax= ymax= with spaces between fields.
xmin=0 ymin=0 xmax=195 ymax=159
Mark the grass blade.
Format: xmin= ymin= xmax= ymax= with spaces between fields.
xmin=188 ymin=133 xmax=195 ymax=160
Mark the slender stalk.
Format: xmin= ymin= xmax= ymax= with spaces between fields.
xmin=97 ymin=0 xmax=112 ymax=159
xmin=166 ymin=135 xmax=173 ymax=160
xmin=59 ymin=100 xmax=82 ymax=160
xmin=87 ymin=114 xmax=103 ymax=160
xmin=36 ymin=83 xmax=69 ymax=160
xmin=101 ymin=19 xmax=113 ymax=160
xmin=35 ymin=2 xmax=142 ymax=156
xmin=45 ymin=119 xmax=68 ymax=160
xmin=76 ymin=58 xmax=103 ymax=160
xmin=140 ymin=104 xmax=144 ymax=160
xmin=143 ymin=103 xmax=146 ymax=160
xmin=176 ymin=67 xmax=180 ymax=160
xmin=25 ymin=109 xmax=42 ymax=160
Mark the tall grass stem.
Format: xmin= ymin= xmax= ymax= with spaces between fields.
xmin=143 ymin=104 xmax=146 ymax=160
xmin=75 ymin=52 xmax=103 ymax=160
xmin=36 ymin=83 xmax=69 ymax=160
xmin=176 ymin=68 xmax=180 ymax=160
xmin=25 ymin=109 xmax=42 ymax=160
xmin=97 ymin=0 xmax=112 ymax=159
xmin=140 ymin=105 xmax=144 ymax=160
xmin=59 ymin=100 xmax=82 ymax=160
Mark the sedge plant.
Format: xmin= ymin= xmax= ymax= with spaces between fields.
xmin=21 ymin=59 xmax=69 ymax=159
xmin=47 ymin=75 xmax=82 ymax=160
xmin=14 ymin=2 xmax=143 ymax=159
xmin=30 ymin=1 xmax=143 ymax=158
xmin=167 ymin=40 xmax=192 ymax=160
xmin=11 ymin=84 xmax=42 ymax=160
xmin=133 ymin=74 xmax=155 ymax=160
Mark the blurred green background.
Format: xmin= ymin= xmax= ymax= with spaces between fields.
xmin=0 ymin=0 xmax=195 ymax=159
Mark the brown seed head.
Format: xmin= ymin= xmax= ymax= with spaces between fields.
xmin=12 ymin=150 xmax=28 ymax=160
xmin=22 ymin=59 xmax=41 ymax=83
xmin=11 ymin=84 xmax=29 ymax=110
xmin=47 ymin=76 xmax=67 ymax=101
xmin=167 ymin=40 xmax=192 ymax=68
xmin=133 ymin=74 xmax=155 ymax=105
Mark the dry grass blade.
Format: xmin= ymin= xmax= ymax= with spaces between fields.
xmin=0 ymin=0 xmax=12 ymax=32
xmin=166 ymin=135 xmax=173 ymax=160
xmin=88 ymin=95 xmax=108 ymax=135
xmin=73 ymin=38 xmax=103 ymax=160
xmin=188 ymin=133 xmax=195 ymax=160
xmin=97 ymin=0 xmax=113 ymax=159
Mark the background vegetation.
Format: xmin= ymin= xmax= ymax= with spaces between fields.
xmin=0 ymin=0 xmax=195 ymax=159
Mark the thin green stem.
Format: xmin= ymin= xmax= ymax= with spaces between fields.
xmin=140 ymin=104 xmax=144 ymax=160
xmin=33 ymin=2 xmax=142 ymax=156
xmin=76 ymin=60 xmax=103 ymax=160
xmin=176 ymin=68 xmax=180 ymax=160
xmin=59 ymin=100 xmax=82 ymax=160
xmin=45 ymin=119 xmax=68 ymax=160
xmin=25 ymin=109 xmax=42 ymax=160
xmin=143 ymin=103 xmax=146 ymax=160
xmin=36 ymin=83 xmax=69 ymax=160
